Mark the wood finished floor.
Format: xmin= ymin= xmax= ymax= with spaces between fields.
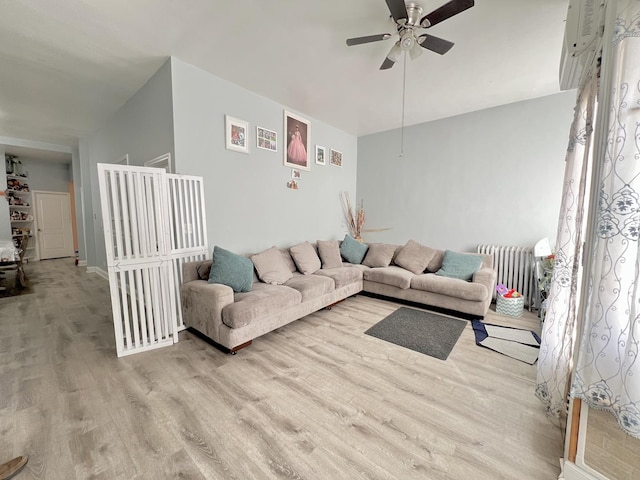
xmin=1 ymin=259 xmax=562 ymax=479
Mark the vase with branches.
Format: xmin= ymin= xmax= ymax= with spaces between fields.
xmin=341 ymin=192 xmax=365 ymax=241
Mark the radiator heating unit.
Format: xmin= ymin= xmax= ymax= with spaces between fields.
xmin=476 ymin=244 xmax=535 ymax=308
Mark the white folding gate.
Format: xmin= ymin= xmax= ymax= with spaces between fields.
xmin=98 ymin=163 xmax=207 ymax=357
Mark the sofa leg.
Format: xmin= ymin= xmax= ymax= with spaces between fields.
xmin=230 ymin=340 xmax=252 ymax=354
xmin=325 ymin=299 xmax=345 ymax=310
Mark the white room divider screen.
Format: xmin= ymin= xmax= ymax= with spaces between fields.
xmin=98 ymin=164 xmax=207 ymax=357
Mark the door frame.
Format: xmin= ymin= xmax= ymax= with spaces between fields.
xmin=33 ymin=190 xmax=75 ymax=261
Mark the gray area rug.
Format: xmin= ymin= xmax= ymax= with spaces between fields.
xmin=365 ymin=307 xmax=467 ymax=360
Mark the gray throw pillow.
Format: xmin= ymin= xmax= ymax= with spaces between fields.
xmin=289 ymin=241 xmax=321 ymax=275
xmin=317 ymin=240 xmax=342 ymax=269
xmin=435 ymin=250 xmax=483 ymax=281
xmin=251 ymin=246 xmax=294 ymax=285
xmin=339 ymin=234 xmax=369 ymax=264
xmin=362 ymin=243 xmax=396 ymax=268
xmin=394 ymin=239 xmax=438 ymax=274
xmin=208 ymin=246 xmax=254 ymax=293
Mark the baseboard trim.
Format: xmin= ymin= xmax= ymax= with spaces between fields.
xmin=86 ymin=266 xmax=108 ymax=280
xmin=563 ymin=461 xmax=608 ymax=480
xmin=78 ymin=260 xmax=87 ymax=267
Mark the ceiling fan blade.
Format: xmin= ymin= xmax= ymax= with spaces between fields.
xmin=418 ymin=34 xmax=455 ymax=55
xmin=380 ymin=58 xmax=396 ymax=70
xmin=346 ymin=33 xmax=392 ymax=46
xmin=385 ymin=0 xmax=408 ymax=23
xmin=380 ymin=42 xmax=402 ymax=70
xmin=420 ymin=0 xmax=474 ymax=28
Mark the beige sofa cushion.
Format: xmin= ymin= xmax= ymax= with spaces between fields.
xmin=315 ymin=266 xmax=362 ymax=289
xmin=317 ymin=240 xmax=343 ymax=269
xmin=362 ymin=243 xmax=397 ymax=268
xmin=284 ymin=273 xmax=335 ymax=301
xmin=394 ymin=240 xmax=438 ymax=275
xmin=289 ymin=241 xmax=321 ymax=275
xmin=411 ymin=273 xmax=488 ymax=302
xmin=251 ymin=246 xmax=293 ymax=285
xmin=222 ymin=283 xmax=302 ymax=329
xmin=363 ymin=266 xmax=415 ymax=289
xmin=427 ymin=249 xmax=445 ymax=273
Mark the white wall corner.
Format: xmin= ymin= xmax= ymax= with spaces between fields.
xmin=95 ymin=266 xmax=108 ymax=280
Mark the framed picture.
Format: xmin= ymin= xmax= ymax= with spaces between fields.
xmin=315 ymin=145 xmax=326 ymax=165
xmin=284 ymin=110 xmax=310 ymax=171
xmin=291 ymin=169 xmax=301 ymax=179
xmin=330 ymin=149 xmax=343 ymax=167
xmin=256 ymin=126 xmax=277 ymax=152
xmin=225 ymin=115 xmax=249 ymax=154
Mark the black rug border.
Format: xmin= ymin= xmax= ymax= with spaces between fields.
xmin=365 ymin=306 xmax=467 ymax=361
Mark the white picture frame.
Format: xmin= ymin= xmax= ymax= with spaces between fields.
xmin=284 ymin=110 xmax=310 ymax=171
xmin=315 ymin=145 xmax=326 ymax=165
xmin=225 ymin=115 xmax=249 ymax=154
xmin=330 ymin=149 xmax=343 ymax=168
xmin=256 ymin=126 xmax=277 ymax=152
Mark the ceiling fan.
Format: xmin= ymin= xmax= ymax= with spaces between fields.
xmin=346 ymin=0 xmax=475 ymax=70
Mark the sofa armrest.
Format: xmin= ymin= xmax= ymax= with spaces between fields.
xmin=473 ymin=267 xmax=497 ymax=294
xmin=181 ymin=280 xmax=234 ymax=343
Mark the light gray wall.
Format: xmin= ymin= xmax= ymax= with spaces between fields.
xmin=19 ymin=158 xmax=71 ymax=192
xmin=170 ymin=58 xmax=358 ymax=254
xmin=357 ymin=91 xmax=577 ymax=251
xmin=81 ymin=58 xmax=175 ymax=270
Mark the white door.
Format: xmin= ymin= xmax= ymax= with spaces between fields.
xmin=34 ymin=191 xmax=74 ymax=260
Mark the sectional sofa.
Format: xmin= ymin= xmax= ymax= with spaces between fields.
xmin=181 ymin=237 xmax=496 ymax=353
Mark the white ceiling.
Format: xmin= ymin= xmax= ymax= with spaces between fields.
xmin=0 ymin=0 xmax=570 ymax=149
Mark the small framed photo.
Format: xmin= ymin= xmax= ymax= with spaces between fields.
xmin=225 ymin=115 xmax=249 ymax=154
xmin=330 ymin=149 xmax=343 ymax=167
xmin=315 ymin=145 xmax=326 ymax=165
xmin=291 ymin=169 xmax=301 ymax=179
xmin=284 ymin=110 xmax=310 ymax=171
xmin=257 ymin=126 xmax=277 ymax=152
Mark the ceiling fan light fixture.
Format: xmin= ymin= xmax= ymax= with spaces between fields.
xmin=387 ymin=42 xmax=402 ymax=63
xmin=409 ymin=41 xmax=423 ymax=60
xmin=399 ymin=31 xmax=415 ymax=50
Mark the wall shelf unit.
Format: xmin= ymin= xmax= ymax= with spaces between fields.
xmin=6 ymin=173 xmax=37 ymax=261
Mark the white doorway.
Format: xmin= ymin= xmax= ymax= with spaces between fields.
xmin=34 ymin=191 xmax=74 ymax=260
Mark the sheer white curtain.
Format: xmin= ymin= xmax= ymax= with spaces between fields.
xmin=571 ymin=0 xmax=640 ymax=439
xmin=536 ymin=76 xmax=596 ymax=423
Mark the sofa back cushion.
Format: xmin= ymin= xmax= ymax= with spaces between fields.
xmin=340 ymin=234 xmax=369 ymax=264
xmin=394 ymin=240 xmax=438 ymax=274
xmin=435 ymin=250 xmax=484 ymax=281
xmin=251 ymin=246 xmax=294 ymax=285
xmin=208 ymin=246 xmax=254 ymax=293
xmin=317 ymin=240 xmax=343 ymax=269
xmin=362 ymin=243 xmax=396 ymax=268
xmin=289 ymin=241 xmax=322 ymax=275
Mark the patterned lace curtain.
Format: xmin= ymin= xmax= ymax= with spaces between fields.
xmin=571 ymin=0 xmax=640 ymax=439
xmin=535 ymin=76 xmax=597 ymax=424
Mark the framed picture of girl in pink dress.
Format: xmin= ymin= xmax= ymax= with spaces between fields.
xmin=284 ymin=110 xmax=310 ymax=171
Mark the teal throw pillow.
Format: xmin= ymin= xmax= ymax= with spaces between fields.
xmin=339 ymin=234 xmax=369 ymax=264
xmin=435 ymin=250 xmax=483 ymax=281
xmin=208 ymin=246 xmax=254 ymax=293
